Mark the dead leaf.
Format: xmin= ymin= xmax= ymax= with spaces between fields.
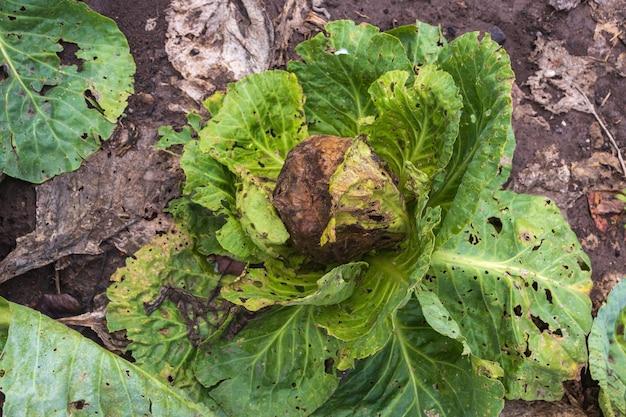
xmin=512 ymin=145 xmax=574 ymax=208
xmin=512 ymin=83 xmax=550 ymax=131
xmin=59 ymin=293 xmax=128 ymax=353
xmin=274 ymin=0 xmax=311 ymax=66
xmin=36 ymin=293 xmax=82 ymax=317
xmin=548 ymin=0 xmax=581 ymax=11
xmin=591 ymin=272 xmax=624 ymax=313
xmin=587 ymin=190 xmax=625 ymax=232
xmin=527 ymin=36 xmax=597 ymax=114
xmin=589 ymin=122 xmax=605 ymax=149
xmin=0 ymin=126 xmax=180 ymax=284
xmin=208 ymin=255 xmax=246 ymax=276
xmin=165 ymin=0 xmax=273 ymax=102
xmin=571 ymin=152 xmax=625 ymax=187
xmin=589 ymin=0 xmax=626 ymax=44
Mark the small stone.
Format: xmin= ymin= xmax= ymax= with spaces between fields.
xmin=445 ymin=26 xmax=458 ymax=40
xmin=136 ymin=92 xmax=155 ymax=105
xmin=544 ymin=69 xmax=557 ymax=78
xmin=489 ymin=26 xmax=506 ymax=45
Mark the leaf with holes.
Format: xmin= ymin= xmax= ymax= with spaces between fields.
xmin=423 ymin=190 xmax=592 ymax=400
xmin=589 ymin=278 xmax=626 ymax=417
xmin=0 ymin=297 xmax=226 ymax=416
xmin=199 ymin=70 xmax=308 ymax=180
xmin=367 ymin=66 xmax=462 ymax=197
xmin=221 ymin=259 xmax=368 ymax=311
xmin=428 ymin=31 xmax=514 ymax=244
xmin=288 ymin=20 xmax=412 ymax=137
xmin=106 ymin=232 xmax=234 ymax=406
xmin=193 ymin=305 xmax=341 ymax=417
xmin=312 ymin=297 xmax=505 ymax=417
xmin=0 ymin=0 xmax=135 ymax=183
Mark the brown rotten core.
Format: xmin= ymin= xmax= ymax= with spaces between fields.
xmin=272 ymin=135 xmax=405 ymax=263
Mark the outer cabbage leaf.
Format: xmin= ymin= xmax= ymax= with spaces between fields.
xmin=367 ymin=66 xmax=462 ymax=197
xmin=386 ymin=20 xmax=446 ymax=66
xmin=193 ymin=305 xmax=340 ymax=417
xmin=180 ymin=140 xmax=258 ymax=261
xmin=221 ymin=260 xmax=367 ymax=310
xmin=428 ymin=32 xmax=514 ymax=244
xmin=236 ymin=176 xmax=290 ymax=257
xmin=0 ymin=0 xmax=135 ymax=183
xmin=199 ymin=70 xmax=308 ymax=180
xmin=289 ymin=20 xmax=412 ymax=137
xmin=312 ymin=297 xmax=505 ymax=417
xmin=167 ymin=198 xmax=226 ymax=257
xmin=314 ymin=202 xmax=441 ymax=366
xmin=107 ymin=232 xmax=233 ymax=405
xmin=181 ymin=141 xmax=236 ymax=214
xmin=589 ymin=278 xmax=626 ymax=417
xmin=425 ymin=190 xmax=592 ymax=400
xmin=156 ymin=113 xmax=201 ymax=149
xmin=0 ymin=297 xmax=224 ymax=417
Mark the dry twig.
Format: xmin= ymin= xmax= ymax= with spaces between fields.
xmin=575 ymin=85 xmax=626 ymax=177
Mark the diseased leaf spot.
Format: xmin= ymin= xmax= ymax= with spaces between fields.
xmin=0 ymin=65 xmax=8 ymax=82
xmin=68 ymin=400 xmax=87 ymax=411
xmin=513 ymin=305 xmax=522 ymax=316
xmin=468 ymin=233 xmax=480 ymax=245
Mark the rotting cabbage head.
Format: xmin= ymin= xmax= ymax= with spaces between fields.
xmin=273 ymin=135 xmax=408 ymax=263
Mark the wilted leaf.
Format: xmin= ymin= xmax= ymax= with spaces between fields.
xmin=165 ymin=0 xmax=273 ymax=101
xmin=0 ymin=126 xmax=180 ymax=283
xmin=107 ymin=232 xmax=232 ymax=404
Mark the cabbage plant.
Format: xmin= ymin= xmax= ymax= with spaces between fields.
xmin=0 ymin=20 xmax=593 ymax=417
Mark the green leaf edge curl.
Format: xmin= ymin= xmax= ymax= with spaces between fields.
xmin=589 ymin=278 xmax=626 ymax=417
xmin=429 ymin=31 xmax=515 ymax=245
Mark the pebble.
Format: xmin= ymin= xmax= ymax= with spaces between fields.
xmin=489 ymin=25 xmax=506 ymax=45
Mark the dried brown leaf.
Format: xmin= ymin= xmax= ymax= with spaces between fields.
xmin=527 ymin=36 xmax=597 ymax=114
xmin=0 ymin=126 xmax=180 ymax=283
xmin=165 ymin=0 xmax=273 ymax=101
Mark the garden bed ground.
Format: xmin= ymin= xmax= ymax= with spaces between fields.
xmin=0 ymin=0 xmax=624 ymax=415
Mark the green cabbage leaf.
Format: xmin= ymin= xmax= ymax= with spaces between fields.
xmin=0 ymin=0 xmax=134 ymax=183
xmin=589 ymin=278 xmax=626 ymax=417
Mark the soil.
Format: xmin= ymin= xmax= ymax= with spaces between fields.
xmin=0 ymin=0 xmax=624 ymax=415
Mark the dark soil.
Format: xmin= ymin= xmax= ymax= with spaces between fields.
xmin=0 ymin=0 xmax=623 ymax=415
